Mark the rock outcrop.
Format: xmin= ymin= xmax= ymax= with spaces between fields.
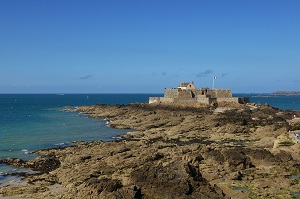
xmin=1 ymin=103 xmax=300 ymax=198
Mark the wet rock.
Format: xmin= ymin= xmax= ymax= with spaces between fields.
xmin=26 ymin=156 xmax=60 ymax=173
xmin=0 ymin=158 xmax=26 ymax=167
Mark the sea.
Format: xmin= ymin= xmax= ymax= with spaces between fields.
xmin=0 ymin=93 xmax=300 ymax=186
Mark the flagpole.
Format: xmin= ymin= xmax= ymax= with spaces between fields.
xmin=212 ymin=76 xmax=216 ymax=89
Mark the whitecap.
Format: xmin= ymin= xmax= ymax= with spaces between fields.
xmin=21 ymin=149 xmax=31 ymax=154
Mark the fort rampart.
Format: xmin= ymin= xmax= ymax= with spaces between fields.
xmin=149 ymin=83 xmax=249 ymax=105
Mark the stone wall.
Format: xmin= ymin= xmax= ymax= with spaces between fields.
xmin=160 ymin=97 xmax=175 ymax=103
xmin=149 ymin=87 xmax=249 ymax=105
xmin=149 ymin=97 xmax=161 ymax=104
xmin=174 ymin=98 xmax=198 ymax=104
xmin=164 ymin=88 xmax=179 ymax=98
xmin=178 ymin=90 xmax=194 ymax=99
xmin=149 ymin=96 xmax=249 ymax=105
xmin=164 ymin=88 xmax=232 ymax=99
xmin=208 ymin=89 xmax=232 ymax=98
xmin=149 ymin=97 xmax=176 ymax=104
xmin=196 ymin=97 xmax=211 ymax=104
xmin=216 ymin=97 xmax=239 ymax=103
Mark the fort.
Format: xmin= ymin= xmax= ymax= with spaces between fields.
xmin=149 ymin=81 xmax=249 ymax=105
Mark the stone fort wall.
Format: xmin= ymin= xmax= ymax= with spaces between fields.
xmin=149 ymin=88 xmax=248 ymax=105
xmin=164 ymin=88 xmax=232 ymax=98
xmin=149 ymin=96 xmax=247 ymax=104
xmin=207 ymin=89 xmax=232 ymax=98
xmin=164 ymin=88 xmax=179 ymax=98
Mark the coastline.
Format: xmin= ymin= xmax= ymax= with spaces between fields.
xmin=0 ymin=102 xmax=300 ymax=198
xmin=273 ymin=91 xmax=300 ymax=95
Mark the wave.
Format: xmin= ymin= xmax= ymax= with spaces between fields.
xmin=54 ymin=142 xmax=73 ymax=147
xmin=21 ymin=149 xmax=32 ymax=154
xmin=112 ymin=136 xmax=122 ymax=140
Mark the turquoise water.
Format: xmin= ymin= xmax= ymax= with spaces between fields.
xmin=0 ymin=94 xmax=162 ymax=179
xmin=0 ymin=94 xmax=161 ymax=160
xmin=0 ymin=93 xmax=299 ymax=180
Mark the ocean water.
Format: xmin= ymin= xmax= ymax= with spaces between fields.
xmin=0 ymin=94 xmax=162 ymax=160
xmin=234 ymin=93 xmax=300 ymax=111
xmin=0 ymin=94 xmax=162 ymax=180
xmin=0 ymin=93 xmax=299 ymax=184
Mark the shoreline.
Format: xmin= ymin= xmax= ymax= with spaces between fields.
xmin=0 ymin=102 xmax=300 ymax=198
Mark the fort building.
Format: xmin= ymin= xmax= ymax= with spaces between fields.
xmin=149 ymin=81 xmax=249 ymax=105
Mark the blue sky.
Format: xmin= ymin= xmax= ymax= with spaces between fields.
xmin=0 ymin=0 xmax=299 ymax=93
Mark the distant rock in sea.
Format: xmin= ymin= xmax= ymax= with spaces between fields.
xmin=273 ymin=91 xmax=300 ymax=95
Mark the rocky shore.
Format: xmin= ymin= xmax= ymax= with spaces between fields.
xmin=1 ymin=102 xmax=300 ymax=198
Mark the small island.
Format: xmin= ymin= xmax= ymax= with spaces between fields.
xmin=150 ymin=82 xmax=249 ymax=104
xmin=273 ymin=91 xmax=300 ymax=95
xmin=0 ymin=86 xmax=300 ymax=198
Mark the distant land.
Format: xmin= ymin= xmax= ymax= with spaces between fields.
xmin=273 ymin=91 xmax=300 ymax=95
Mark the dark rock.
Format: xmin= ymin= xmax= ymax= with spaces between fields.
xmin=80 ymin=155 xmax=92 ymax=161
xmin=222 ymin=149 xmax=253 ymax=170
xmin=26 ymin=156 xmax=60 ymax=173
xmin=205 ymin=150 xmax=225 ymax=164
xmin=113 ymin=185 xmax=143 ymax=199
xmin=0 ymin=158 xmax=26 ymax=167
xmin=131 ymin=161 xmax=223 ymax=199
xmin=85 ymin=178 xmax=123 ymax=193
xmin=184 ymin=162 xmax=202 ymax=181
xmin=243 ymin=148 xmax=278 ymax=166
xmin=231 ymin=171 xmax=243 ymax=180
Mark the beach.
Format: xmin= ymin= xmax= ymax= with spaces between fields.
xmin=0 ymin=102 xmax=300 ymax=198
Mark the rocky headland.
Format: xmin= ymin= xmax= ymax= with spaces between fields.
xmin=1 ymin=102 xmax=300 ymax=198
